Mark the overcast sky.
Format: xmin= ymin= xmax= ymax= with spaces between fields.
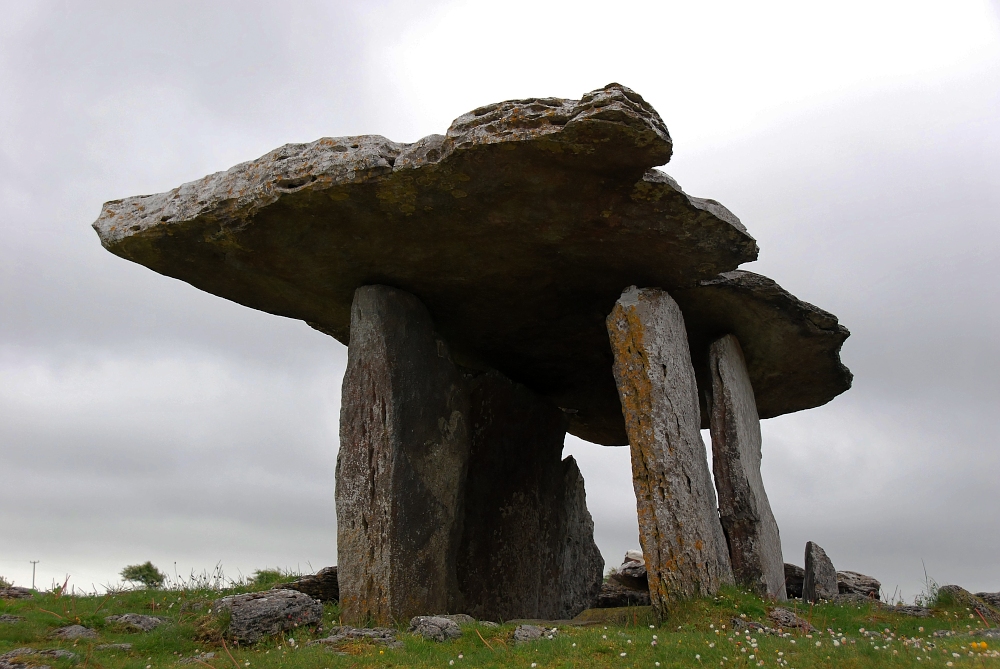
xmin=1 ymin=0 xmax=998 ymax=601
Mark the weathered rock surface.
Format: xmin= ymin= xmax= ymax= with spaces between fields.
xmin=457 ymin=370 xmax=603 ymax=621
xmin=978 ymin=592 xmax=1000 ymax=608
xmin=767 ymin=607 xmax=816 ymax=632
xmin=105 ymin=614 xmax=168 ymax=632
xmin=837 ymin=571 xmax=881 ymax=599
xmin=610 ymin=559 xmax=648 ymax=591
xmin=214 ymin=589 xmax=323 ymax=643
xmin=673 ymin=271 xmax=852 ymax=428
xmin=784 ymin=563 xmax=804 ymax=599
xmin=179 ymin=652 xmax=216 ymax=664
xmin=275 ymin=566 xmax=339 ymax=602
xmin=708 ymin=334 xmax=785 ymax=600
xmin=95 ymin=644 xmax=132 ymax=651
xmin=91 ymin=84 xmax=769 ymax=446
xmin=309 ymin=627 xmax=401 ymax=648
xmin=0 ymin=587 xmax=32 ymax=600
xmin=607 ymin=286 xmax=733 ymax=613
xmin=1 ymin=648 xmax=78 ymax=669
xmin=938 ymin=585 xmax=1000 ymax=622
xmin=50 ymin=625 xmax=97 ymax=640
xmin=802 ymin=542 xmax=838 ymax=602
xmin=336 ymin=285 xmax=470 ymax=625
xmin=0 ymin=615 xmax=23 ymax=624
xmin=594 ymin=582 xmax=651 ymax=608
xmin=408 ymin=616 xmax=462 ymax=642
xmin=514 ymin=624 xmax=557 ymax=643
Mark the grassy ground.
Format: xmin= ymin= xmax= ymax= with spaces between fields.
xmin=2 ymin=580 xmax=997 ymax=668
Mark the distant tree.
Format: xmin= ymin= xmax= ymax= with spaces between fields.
xmin=120 ymin=562 xmax=166 ymax=589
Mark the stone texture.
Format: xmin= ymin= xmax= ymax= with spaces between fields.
xmin=1 ymin=648 xmax=79 ymax=669
xmin=607 ymin=286 xmax=733 ymax=614
xmin=767 ymin=607 xmax=816 ymax=632
xmin=673 ymin=271 xmax=852 ymax=428
xmin=938 ymin=585 xmax=1000 ymax=623
xmin=95 ymin=644 xmax=132 ymax=651
xmin=784 ymin=564 xmax=804 ymax=599
xmin=611 ymin=559 xmax=648 ymax=591
xmin=456 ymin=371 xmax=603 ymax=621
xmin=594 ymin=582 xmax=651 ymax=608
xmin=50 ymin=625 xmax=97 ymax=640
xmin=0 ymin=615 xmax=23 ymax=624
xmin=802 ymin=542 xmax=838 ymax=602
xmin=309 ymin=627 xmax=401 ymax=649
xmin=336 ymin=285 xmax=470 ymax=625
xmin=92 ymin=84 xmax=768 ymax=446
xmin=214 ymin=589 xmax=323 ymax=644
xmin=0 ymin=587 xmax=32 ymax=600
xmin=105 ymin=614 xmax=168 ymax=632
xmin=837 ymin=571 xmax=881 ymax=599
xmin=408 ymin=616 xmax=462 ymax=642
xmin=275 ymin=566 xmax=339 ymax=602
xmin=708 ymin=334 xmax=785 ymax=600
xmin=978 ymin=592 xmax=1000 ymax=608
xmin=513 ymin=624 xmax=554 ymax=643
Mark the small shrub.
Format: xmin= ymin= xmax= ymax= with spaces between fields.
xmin=250 ymin=569 xmax=287 ymax=589
xmin=0 ymin=574 xmax=11 ymax=588
xmin=120 ymin=561 xmax=166 ymax=589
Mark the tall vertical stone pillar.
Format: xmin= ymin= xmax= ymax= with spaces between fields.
xmin=607 ymin=287 xmax=733 ymax=614
xmin=708 ymin=334 xmax=786 ymax=600
xmin=336 ymin=285 xmax=470 ymax=625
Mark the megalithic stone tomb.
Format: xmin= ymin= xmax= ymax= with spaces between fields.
xmin=91 ymin=83 xmax=852 ymax=621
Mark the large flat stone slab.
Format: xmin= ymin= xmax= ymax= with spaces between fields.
xmin=708 ymin=334 xmax=785 ymax=600
xmin=92 ymin=84 xmax=759 ymax=445
xmin=607 ymin=287 xmax=733 ymax=614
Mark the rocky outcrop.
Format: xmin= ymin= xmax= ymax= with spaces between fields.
xmin=608 ymin=287 xmax=733 ymax=614
xmin=594 ymin=581 xmax=652 ymax=608
xmin=0 ymin=587 xmax=32 ymax=600
xmin=336 ymin=285 xmax=471 ymax=625
xmin=767 ymin=607 xmax=816 ymax=632
xmin=837 ymin=571 xmax=880 ymax=599
xmin=938 ymin=585 xmax=1000 ymax=623
xmin=214 ymin=589 xmax=323 ymax=644
xmin=978 ymin=592 xmax=1000 ymax=608
xmin=105 ymin=614 xmax=168 ymax=632
xmin=0 ymin=615 xmax=23 ymax=624
xmin=309 ymin=627 xmax=401 ymax=649
xmin=708 ymin=334 xmax=785 ymax=600
xmin=610 ymin=559 xmax=648 ymax=592
xmin=275 ymin=567 xmax=339 ymax=603
xmin=408 ymin=616 xmax=462 ymax=642
xmin=802 ymin=542 xmax=838 ymax=602
xmin=49 ymin=625 xmax=96 ymax=640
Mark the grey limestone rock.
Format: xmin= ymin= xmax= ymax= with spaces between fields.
xmin=784 ymin=563 xmax=804 ymax=599
xmin=0 ymin=587 xmax=32 ymax=600
xmin=708 ymin=334 xmax=785 ymax=600
xmin=938 ymin=585 xmax=1000 ymax=623
xmin=978 ymin=592 xmax=1000 ymax=608
xmin=513 ymin=624 xmax=557 ymax=643
xmin=594 ymin=581 xmax=651 ymax=608
xmin=214 ymin=589 xmax=323 ymax=644
xmin=767 ymin=607 xmax=816 ymax=632
xmin=94 ymin=644 xmax=132 ymax=651
xmin=179 ymin=652 xmax=216 ymax=664
xmin=104 ymin=613 xmax=168 ymax=632
xmin=275 ymin=566 xmax=339 ymax=603
xmin=837 ymin=571 xmax=881 ymax=599
xmin=310 ymin=627 xmax=401 ymax=648
xmin=607 ymin=287 xmax=733 ymax=614
xmin=408 ymin=616 xmax=462 ymax=642
xmin=1 ymin=648 xmax=79 ymax=669
xmin=610 ymin=558 xmax=648 ymax=592
xmin=50 ymin=625 xmax=97 ymax=640
xmin=336 ymin=285 xmax=470 ymax=625
xmin=0 ymin=615 xmax=23 ymax=624
xmin=802 ymin=542 xmax=838 ymax=602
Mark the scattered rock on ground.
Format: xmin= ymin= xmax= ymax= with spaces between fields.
xmin=802 ymin=542 xmax=838 ymax=602
xmin=514 ymin=624 xmax=558 ymax=643
xmin=889 ymin=604 xmax=932 ymax=617
xmin=977 ymin=592 xmax=1000 ymax=608
xmin=973 ymin=629 xmax=1000 ymax=639
xmin=50 ymin=625 xmax=97 ymax=640
xmin=767 ymin=607 xmax=817 ymax=632
xmin=0 ymin=615 xmax=23 ymax=624
xmin=275 ymin=566 xmax=339 ymax=603
xmin=409 ymin=616 xmax=462 ymax=642
xmin=105 ymin=613 xmax=168 ymax=632
xmin=594 ymin=581 xmax=651 ymax=608
xmin=95 ymin=644 xmax=132 ymax=651
xmin=0 ymin=587 xmax=32 ymax=600
xmin=837 ymin=571 xmax=881 ymax=599
xmin=437 ymin=614 xmax=475 ymax=625
xmin=1 ymin=648 xmax=79 ymax=668
xmin=214 ymin=589 xmax=323 ymax=644
xmin=309 ymin=627 xmax=401 ymax=649
xmin=179 ymin=652 xmax=216 ymax=664
xmin=784 ymin=564 xmax=804 ymax=599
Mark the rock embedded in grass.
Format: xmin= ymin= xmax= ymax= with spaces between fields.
xmin=0 ymin=615 xmax=24 ymax=624
xmin=274 ymin=566 xmax=339 ymax=602
xmin=49 ymin=624 xmax=97 ymax=640
xmin=0 ymin=587 xmax=32 ymax=600
xmin=767 ymin=607 xmax=816 ymax=632
xmin=309 ymin=626 xmax=402 ymax=649
xmin=105 ymin=613 xmax=168 ymax=632
xmin=213 ymin=589 xmax=322 ymax=644
xmin=409 ymin=616 xmax=462 ymax=642
xmin=513 ymin=624 xmax=551 ymax=643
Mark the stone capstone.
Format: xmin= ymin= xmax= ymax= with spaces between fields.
xmin=214 ymin=589 xmax=323 ymax=644
xmin=802 ymin=542 xmax=838 ymax=602
xmin=408 ymin=616 xmax=462 ymax=642
xmin=49 ymin=625 xmax=97 ymax=640
xmin=708 ymin=334 xmax=785 ymax=600
xmin=784 ymin=564 xmax=804 ymax=599
xmin=336 ymin=285 xmax=470 ymax=624
xmin=837 ymin=571 xmax=881 ymax=599
xmin=275 ymin=566 xmax=339 ymax=603
xmin=91 ymin=84 xmax=770 ymax=446
xmin=607 ymin=286 xmax=733 ymax=614
xmin=104 ymin=614 xmax=168 ymax=632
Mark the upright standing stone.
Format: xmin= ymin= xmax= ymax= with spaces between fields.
xmin=457 ymin=371 xmax=603 ymax=621
xmin=607 ymin=287 xmax=733 ymax=614
xmin=336 ymin=285 xmax=470 ymax=625
xmin=708 ymin=334 xmax=785 ymax=600
xmin=802 ymin=542 xmax=838 ymax=602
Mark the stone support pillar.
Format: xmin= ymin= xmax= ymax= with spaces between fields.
xmin=607 ymin=287 xmax=733 ymax=615
xmin=336 ymin=285 xmax=470 ymax=625
xmin=708 ymin=334 xmax=786 ymax=600
xmin=457 ymin=371 xmax=604 ymax=621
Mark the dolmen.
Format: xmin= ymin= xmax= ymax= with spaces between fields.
xmin=92 ymin=83 xmax=852 ymax=622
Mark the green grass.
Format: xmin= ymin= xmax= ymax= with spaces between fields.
xmin=2 ymin=582 xmax=997 ymax=668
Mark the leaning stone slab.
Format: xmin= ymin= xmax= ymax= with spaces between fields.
xmin=802 ymin=542 xmax=838 ymax=602
xmin=708 ymin=334 xmax=785 ymax=600
xmin=214 ymin=589 xmax=323 ymax=644
xmin=92 ymin=83 xmax=761 ymax=446
xmin=275 ymin=566 xmax=339 ymax=602
xmin=337 ymin=285 xmax=470 ymax=625
xmin=607 ymin=286 xmax=733 ymax=613
xmin=408 ymin=616 xmax=462 ymax=642
xmin=105 ymin=614 xmax=168 ymax=632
